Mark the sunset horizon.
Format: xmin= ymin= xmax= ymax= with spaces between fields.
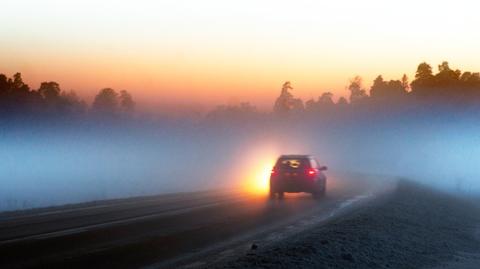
xmin=3 ymin=0 xmax=480 ymax=112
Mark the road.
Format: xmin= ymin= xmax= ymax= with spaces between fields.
xmin=0 ymin=173 xmax=392 ymax=269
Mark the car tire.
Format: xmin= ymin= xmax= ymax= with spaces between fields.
xmin=269 ymin=189 xmax=276 ymax=199
xmin=312 ymin=186 xmax=325 ymax=199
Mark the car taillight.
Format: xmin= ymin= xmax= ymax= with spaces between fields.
xmin=306 ymin=168 xmax=316 ymax=176
xmin=271 ymin=168 xmax=277 ymax=175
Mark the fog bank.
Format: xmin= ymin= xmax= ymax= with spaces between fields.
xmin=1 ymin=114 xmax=479 ymax=212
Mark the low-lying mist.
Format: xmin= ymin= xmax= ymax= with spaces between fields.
xmin=1 ymin=111 xmax=479 ymax=212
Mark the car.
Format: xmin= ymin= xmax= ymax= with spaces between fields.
xmin=269 ymin=155 xmax=327 ymax=199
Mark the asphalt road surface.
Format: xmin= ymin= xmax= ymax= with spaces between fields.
xmin=0 ymin=173 xmax=392 ymax=269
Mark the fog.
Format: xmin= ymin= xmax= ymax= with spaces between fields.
xmin=1 ymin=112 xmax=480 ymax=212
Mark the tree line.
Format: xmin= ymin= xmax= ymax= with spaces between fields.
xmin=271 ymin=61 xmax=480 ymax=115
xmin=0 ymin=73 xmax=134 ymax=119
xmin=207 ymin=61 xmax=480 ymax=120
xmin=3 ymin=61 xmax=480 ymax=121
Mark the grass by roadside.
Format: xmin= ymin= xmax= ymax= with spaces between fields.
xmin=219 ymin=180 xmax=480 ymax=269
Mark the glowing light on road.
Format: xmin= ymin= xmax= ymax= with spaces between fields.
xmin=241 ymin=153 xmax=277 ymax=196
xmin=247 ymin=163 xmax=273 ymax=195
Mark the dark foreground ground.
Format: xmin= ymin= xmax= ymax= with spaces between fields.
xmin=216 ymin=181 xmax=480 ymax=269
xmin=1 ymin=176 xmax=478 ymax=269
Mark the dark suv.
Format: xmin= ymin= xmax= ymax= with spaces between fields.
xmin=270 ymin=155 xmax=327 ymax=199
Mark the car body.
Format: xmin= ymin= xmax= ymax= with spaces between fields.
xmin=269 ymin=155 xmax=327 ymax=199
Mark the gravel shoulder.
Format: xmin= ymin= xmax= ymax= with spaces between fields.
xmin=218 ymin=180 xmax=480 ymax=269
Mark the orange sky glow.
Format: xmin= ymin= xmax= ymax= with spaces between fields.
xmin=2 ymin=0 xmax=480 ymax=112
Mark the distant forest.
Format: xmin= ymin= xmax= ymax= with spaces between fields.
xmin=0 ymin=74 xmax=134 ymax=120
xmin=209 ymin=61 xmax=480 ymax=120
xmin=2 ymin=61 xmax=480 ymax=121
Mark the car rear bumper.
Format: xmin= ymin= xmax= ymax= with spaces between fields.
xmin=270 ymin=177 xmax=320 ymax=193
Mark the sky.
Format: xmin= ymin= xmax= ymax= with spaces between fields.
xmin=1 ymin=0 xmax=480 ymax=111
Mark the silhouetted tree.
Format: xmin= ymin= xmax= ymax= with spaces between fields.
xmin=411 ymin=62 xmax=435 ymax=97
xmin=38 ymin=82 xmax=61 ymax=101
xmin=37 ymin=81 xmax=63 ymax=114
xmin=437 ymin=61 xmax=461 ymax=81
xmin=319 ymin=92 xmax=334 ymax=105
xmin=460 ymin=72 xmax=480 ymax=102
xmin=410 ymin=61 xmax=480 ymax=103
xmin=435 ymin=61 xmax=462 ymax=97
xmin=306 ymin=92 xmax=335 ymax=112
xmin=0 ymin=74 xmax=9 ymax=114
xmin=416 ymin=62 xmax=434 ymax=79
xmin=273 ymin=81 xmax=294 ymax=114
xmin=11 ymin=73 xmax=30 ymax=93
xmin=0 ymin=74 xmax=8 ymax=100
xmin=0 ymin=73 xmax=37 ymax=115
xmin=59 ymin=90 xmax=87 ymax=115
xmin=119 ymin=90 xmax=135 ymax=113
xmin=401 ymin=74 xmax=410 ymax=92
xmin=336 ymin=97 xmax=348 ymax=106
xmin=460 ymin=72 xmax=480 ymax=91
xmin=290 ymin=98 xmax=304 ymax=112
xmin=348 ymin=76 xmax=368 ymax=104
xmin=370 ymin=75 xmax=407 ymax=101
xmin=305 ymin=99 xmax=315 ymax=111
xmin=0 ymin=74 xmax=9 ymax=93
xmin=92 ymin=88 xmax=118 ymax=115
xmin=370 ymin=75 xmax=386 ymax=99
xmin=273 ymin=81 xmax=304 ymax=115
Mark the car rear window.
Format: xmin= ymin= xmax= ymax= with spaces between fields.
xmin=276 ymin=158 xmax=309 ymax=170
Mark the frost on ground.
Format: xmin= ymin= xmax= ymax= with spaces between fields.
xmin=219 ymin=181 xmax=480 ymax=269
